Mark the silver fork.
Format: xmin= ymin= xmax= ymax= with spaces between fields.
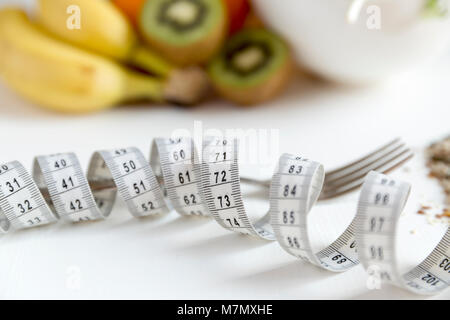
xmin=240 ymin=138 xmax=414 ymax=200
xmin=38 ymin=138 xmax=413 ymax=202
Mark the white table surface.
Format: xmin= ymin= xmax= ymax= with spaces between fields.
xmin=0 ymin=0 xmax=449 ymax=300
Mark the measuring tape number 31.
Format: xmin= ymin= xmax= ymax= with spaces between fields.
xmin=0 ymin=137 xmax=448 ymax=296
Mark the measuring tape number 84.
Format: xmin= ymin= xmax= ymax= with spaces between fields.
xmin=0 ymin=137 xmax=448 ymax=295
xmin=200 ymin=137 xmax=360 ymax=272
xmin=270 ymin=154 xmax=360 ymax=272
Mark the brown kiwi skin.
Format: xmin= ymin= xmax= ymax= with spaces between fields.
xmin=140 ymin=6 xmax=227 ymax=67
xmin=212 ymin=52 xmax=294 ymax=106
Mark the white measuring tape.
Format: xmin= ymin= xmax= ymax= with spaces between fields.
xmin=0 ymin=137 xmax=448 ymax=295
xmin=200 ymin=137 xmax=274 ymax=239
xmin=199 ymin=137 xmax=449 ymax=292
xmin=356 ymin=171 xmax=449 ymax=295
xmin=150 ymin=137 xmax=208 ymax=217
xmin=0 ymin=161 xmax=57 ymax=232
xmin=200 ymin=138 xmax=359 ymax=271
xmin=88 ymin=147 xmax=168 ymax=218
xmin=269 ymin=154 xmax=359 ymax=272
xmin=33 ymin=147 xmax=168 ymax=223
xmin=33 ymin=152 xmax=108 ymax=222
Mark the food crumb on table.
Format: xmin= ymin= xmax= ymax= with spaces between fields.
xmin=427 ymin=136 xmax=450 ymax=205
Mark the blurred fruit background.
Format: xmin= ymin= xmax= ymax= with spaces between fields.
xmin=0 ymin=0 xmax=449 ymax=113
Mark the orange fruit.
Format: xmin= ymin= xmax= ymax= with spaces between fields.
xmin=112 ymin=0 xmax=146 ymax=26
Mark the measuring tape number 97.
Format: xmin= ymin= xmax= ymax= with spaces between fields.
xmin=0 ymin=137 xmax=448 ymax=295
xmin=356 ymin=171 xmax=449 ymax=295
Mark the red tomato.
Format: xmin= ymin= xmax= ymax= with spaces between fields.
xmin=223 ymin=0 xmax=250 ymax=34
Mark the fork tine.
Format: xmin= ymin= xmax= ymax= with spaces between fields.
xmin=319 ymin=150 xmax=414 ymax=200
xmin=324 ymin=141 xmax=407 ymax=185
xmin=377 ymin=151 xmax=414 ymax=175
xmin=323 ymin=147 xmax=412 ymax=191
xmin=242 ymin=138 xmax=413 ymax=200
xmin=325 ymin=138 xmax=402 ymax=179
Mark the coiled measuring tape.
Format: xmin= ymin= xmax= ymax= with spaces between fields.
xmin=269 ymin=154 xmax=360 ymax=272
xmin=0 ymin=161 xmax=57 ymax=232
xmin=88 ymin=147 xmax=168 ymax=218
xmin=356 ymin=171 xmax=449 ymax=294
xmin=1 ymin=140 xmax=204 ymax=232
xmin=200 ymin=137 xmax=275 ymax=239
xmin=150 ymin=137 xmax=208 ymax=216
xmin=200 ymin=139 xmax=360 ymax=271
xmin=0 ymin=147 xmax=168 ymax=232
xmin=33 ymin=152 xmax=108 ymax=222
xmin=1 ymin=139 xmax=207 ymax=229
xmin=0 ymin=137 xmax=448 ymax=295
xmin=33 ymin=147 xmax=167 ymax=221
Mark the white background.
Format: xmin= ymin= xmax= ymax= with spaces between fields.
xmin=0 ymin=0 xmax=449 ymax=300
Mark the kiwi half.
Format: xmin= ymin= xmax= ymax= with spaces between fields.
xmin=208 ymin=29 xmax=292 ymax=105
xmin=139 ymin=0 xmax=227 ymax=66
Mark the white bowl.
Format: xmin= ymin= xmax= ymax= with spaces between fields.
xmin=253 ymin=0 xmax=450 ymax=83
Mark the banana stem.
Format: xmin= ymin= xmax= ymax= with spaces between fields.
xmin=123 ymin=71 xmax=165 ymax=102
xmin=129 ymin=45 xmax=174 ymax=77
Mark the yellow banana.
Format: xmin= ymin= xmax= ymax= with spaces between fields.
xmin=0 ymin=8 xmax=188 ymax=113
xmin=36 ymin=0 xmax=174 ymax=77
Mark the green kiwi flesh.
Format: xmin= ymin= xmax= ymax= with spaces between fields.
xmin=140 ymin=0 xmax=224 ymax=47
xmin=208 ymin=28 xmax=292 ymax=104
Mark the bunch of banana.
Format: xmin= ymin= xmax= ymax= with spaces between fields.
xmin=37 ymin=0 xmax=176 ymax=78
xmin=0 ymin=1 xmax=210 ymax=113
